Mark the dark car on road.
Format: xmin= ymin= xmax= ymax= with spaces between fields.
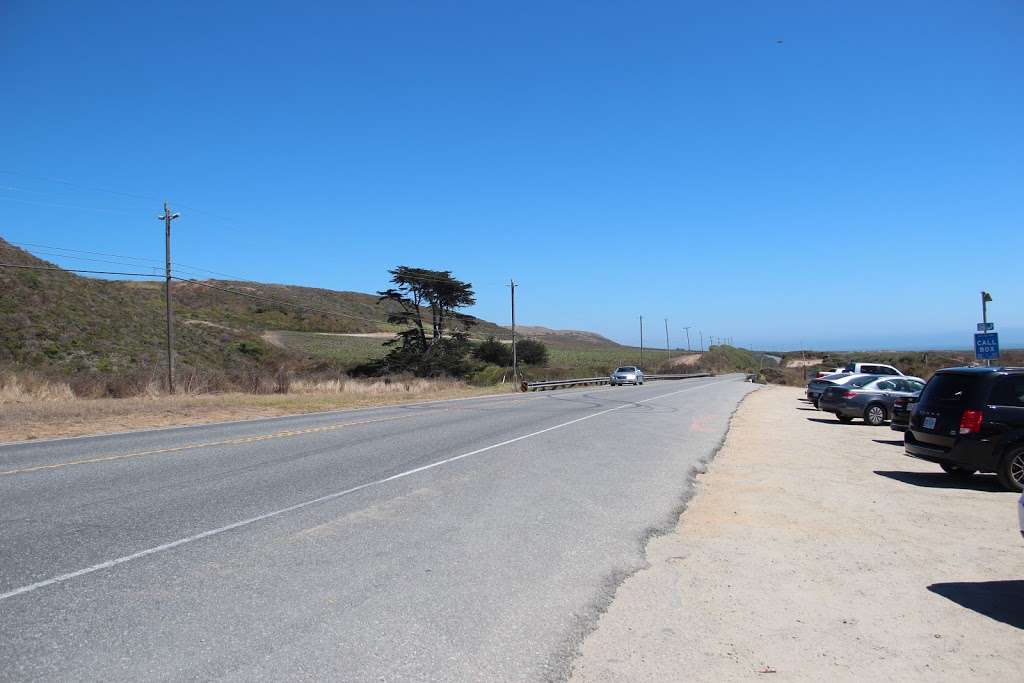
xmin=819 ymin=375 xmax=926 ymax=425
xmin=904 ymin=367 xmax=1024 ymax=491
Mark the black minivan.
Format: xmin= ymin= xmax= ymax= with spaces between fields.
xmin=904 ymin=367 xmax=1024 ymax=491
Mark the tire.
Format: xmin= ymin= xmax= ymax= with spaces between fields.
xmin=837 ymin=415 xmax=853 ymax=423
xmin=940 ymin=463 xmax=976 ymax=478
xmin=864 ymin=403 xmax=887 ymax=426
xmin=812 ymin=398 xmax=819 ymax=409
xmin=996 ymin=447 xmax=1024 ymax=492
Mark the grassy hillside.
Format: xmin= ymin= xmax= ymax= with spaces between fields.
xmin=0 ymin=239 xmax=285 ymax=382
xmin=0 ymin=237 xmax=507 ymax=381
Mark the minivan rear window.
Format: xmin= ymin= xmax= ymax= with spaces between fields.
xmin=990 ymin=377 xmax=1024 ymax=408
xmin=918 ymin=374 xmax=976 ymax=406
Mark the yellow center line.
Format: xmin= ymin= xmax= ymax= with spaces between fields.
xmin=0 ymin=383 xmax=618 ymax=477
xmin=0 ymin=413 xmax=421 ymax=477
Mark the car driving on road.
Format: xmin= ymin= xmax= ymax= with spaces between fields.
xmin=904 ymin=366 xmax=1024 ymax=491
xmin=610 ymin=366 xmax=644 ymax=386
xmin=818 ymin=375 xmax=926 ymax=425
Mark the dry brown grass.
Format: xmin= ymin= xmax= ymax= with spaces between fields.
xmin=0 ymin=376 xmax=513 ymax=443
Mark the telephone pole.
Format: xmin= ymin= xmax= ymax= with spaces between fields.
xmin=682 ymin=326 xmax=691 ymax=351
xmin=509 ymin=279 xmax=518 ymax=380
xmin=664 ymin=318 xmax=671 ymax=361
xmin=699 ymin=330 xmax=704 ymax=353
xmin=158 ymin=203 xmax=180 ymax=394
xmin=639 ymin=315 xmax=644 ymax=368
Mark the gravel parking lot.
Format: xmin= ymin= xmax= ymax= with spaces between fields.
xmin=572 ymin=384 xmax=1023 ymax=681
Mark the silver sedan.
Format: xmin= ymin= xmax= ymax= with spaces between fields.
xmin=610 ymin=366 xmax=644 ymax=386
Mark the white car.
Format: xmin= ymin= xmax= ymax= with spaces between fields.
xmin=840 ymin=362 xmax=904 ymax=376
xmin=610 ymin=366 xmax=644 ymax=386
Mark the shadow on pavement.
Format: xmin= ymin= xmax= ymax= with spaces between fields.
xmin=806 ymin=417 xmax=858 ymax=426
xmin=795 ymin=407 xmax=818 ymax=412
xmin=874 ymin=470 xmax=1006 ymax=492
xmin=928 ymin=581 xmax=1024 ymax=630
xmin=872 ymin=439 xmax=905 ymax=446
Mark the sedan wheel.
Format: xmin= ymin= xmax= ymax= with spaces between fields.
xmin=864 ymin=404 xmax=886 ymax=426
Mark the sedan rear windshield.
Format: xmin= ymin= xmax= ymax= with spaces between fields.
xmin=847 ymin=375 xmax=879 ymax=388
xmin=918 ymin=374 xmax=978 ymax=406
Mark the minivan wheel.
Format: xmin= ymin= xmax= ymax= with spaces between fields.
xmin=939 ymin=464 xmax=976 ymax=478
xmin=864 ymin=404 xmax=887 ymax=426
xmin=996 ymin=447 xmax=1024 ymax=492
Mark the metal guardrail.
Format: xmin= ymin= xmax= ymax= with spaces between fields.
xmin=520 ymin=372 xmax=712 ymax=392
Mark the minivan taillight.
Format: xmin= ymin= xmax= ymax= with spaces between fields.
xmin=958 ymin=409 xmax=984 ymax=435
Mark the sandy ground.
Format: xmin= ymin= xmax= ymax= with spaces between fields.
xmin=571 ymin=385 xmax=1023 ymax=681
xmin=785 ymin=358 xmax=824 ymax=368
xmin=667 ymin=353 xmax=703 ymax=368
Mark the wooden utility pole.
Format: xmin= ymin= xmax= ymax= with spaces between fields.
xmin=509 ymin=279 xmax=518 ymax=380
xmin=683 ymin=326 xmax=691 ymax=351
xmin=664 ymin=318 xmax=671 ymax=361
xmin=159 ymin=203 xmax=180 ymax=393
xmin=639 ymin=315 xmax=644 ymax=368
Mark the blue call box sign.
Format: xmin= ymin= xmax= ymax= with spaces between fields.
xmin=975 ymin=333 xmax=999 ymax=360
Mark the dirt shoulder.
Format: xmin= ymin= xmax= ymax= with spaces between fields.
xmin=571 ymin=385 xmax=1023 ymax=681
xmin=0 ymin=384 xmax=513 ymax=444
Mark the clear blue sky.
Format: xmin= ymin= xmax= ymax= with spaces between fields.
xmin=2 ymin=2 xmax=1021 ymax=350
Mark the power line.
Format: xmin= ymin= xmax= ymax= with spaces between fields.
xmin=0 ymin=170 xmax=158 ymax=203
xmin=0 ymin=262 xmax=161 ymax=278
xmin=0 ymin=195 xmax=135 ymax=214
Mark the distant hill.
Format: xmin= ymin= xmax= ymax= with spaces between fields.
xmin=0 ymin=238 xmax=285 ymax=376
xmin=0 ymin=238 xmax=618 ymax=378
xmin=514 ymin=326 xmax=622 ymax=349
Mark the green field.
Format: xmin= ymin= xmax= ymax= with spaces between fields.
xmin=268 ymin=332 xmax=391 ymax=366
xmin=270 ymin=330 xmax=687 ymax=376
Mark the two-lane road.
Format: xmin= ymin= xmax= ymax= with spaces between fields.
xmin=0 ymin=375 xmax=756 ymax=680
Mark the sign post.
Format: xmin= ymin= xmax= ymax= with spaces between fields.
xmin=974 ymin=332 xmax=999 ymax=362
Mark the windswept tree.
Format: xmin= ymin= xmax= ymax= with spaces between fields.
xmin=376 ymin=267 xmax=477 ymax=375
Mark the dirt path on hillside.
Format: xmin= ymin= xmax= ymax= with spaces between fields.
xmin=571 ymin=385 xmax=1023 ymax=681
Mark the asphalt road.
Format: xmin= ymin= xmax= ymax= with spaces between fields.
xmin=0 ymin=375 xmax=756 ymax=681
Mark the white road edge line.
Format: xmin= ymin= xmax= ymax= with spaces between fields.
xmin=0 ymin=378 xmax=728 ymax=602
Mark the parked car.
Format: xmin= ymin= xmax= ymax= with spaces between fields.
xmin=890 ymin=394 xmax=918 ymax=432
xmin=841 ymin=362 xmax=904 ymax=376
xmin=819 ymin=376 xmax=927 ymax=425
xmin=806 ymin=372 xmax=870 ymax=407
xmin=904 ymin=366 xmax=1024 ymax=491
xmin=610 ymin=366 xmax=644 ymax=386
